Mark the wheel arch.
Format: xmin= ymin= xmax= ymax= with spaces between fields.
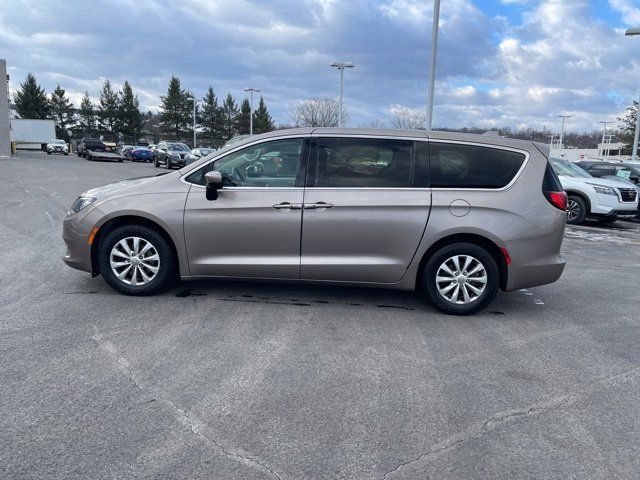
xmin=91 ymin=214 xmax=181 ymax=276
xmin=415 ymin=233 xmax=508 ymax=291
xmin=564 ymin=189 xmax=591 ymax=213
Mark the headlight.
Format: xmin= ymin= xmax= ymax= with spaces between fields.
xmin=588 ymin=184 xmax=617 ymax=196
xmin=68 ymin=196 xmax=96 ymax=215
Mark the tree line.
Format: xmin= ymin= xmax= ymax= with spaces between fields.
xmin=12 ymin=73 xmax=275 ymax=147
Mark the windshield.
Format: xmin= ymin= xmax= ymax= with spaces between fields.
xmin=51 ymin=139 xmax=65 ymax=144
xmin=167 ymin=143 xmax=189 ymax=152
xmin=550 ymin=159 xmax=591 ymax=178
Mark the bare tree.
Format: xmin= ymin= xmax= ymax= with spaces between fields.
xmin=357 ymin=119 xmax=386 ymax=129
xmin=390 ymin=106 xmax=426 ymax=130
xmin=289 ymin=98 xmax=348 ymax=127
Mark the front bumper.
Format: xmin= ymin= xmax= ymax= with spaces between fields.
xmin=168 ymin=156 xmax=186 ymax=167
xmin=62 ymin=206 xmax=104 ymax=273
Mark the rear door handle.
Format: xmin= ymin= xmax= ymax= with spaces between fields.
xmin=305 ymin=202 xmax=334 ymax=209
xmin=273 ymin=202 xmax=303 ymax=210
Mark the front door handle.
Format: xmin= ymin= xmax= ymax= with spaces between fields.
xmin=273 ymin=202 xmax=303 ymax=210
xmin=304 ymin=202 xmax=334 ymax=209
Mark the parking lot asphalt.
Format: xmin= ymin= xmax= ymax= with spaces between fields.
xmin=1 ymin=151 xmax=639 ymax=480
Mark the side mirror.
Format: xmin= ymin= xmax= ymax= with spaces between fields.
xmin=205 ymin=171 xmax=223 ymax=201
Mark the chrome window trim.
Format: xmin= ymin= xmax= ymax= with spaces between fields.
xmin=179 ymin=135 xmax=309 ymax=186
xmin=427 ymin=139 xmax=530 ymax=192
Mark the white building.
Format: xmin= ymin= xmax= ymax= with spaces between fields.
xmin=552 ymin=142 xmax=629 ymax=162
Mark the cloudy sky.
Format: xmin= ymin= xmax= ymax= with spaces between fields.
xmin=1 ymin=0 xmax=639 ymax=132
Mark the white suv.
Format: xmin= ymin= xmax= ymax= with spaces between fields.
xmin=550 ymin=158 xmax=638 ymax=225
xmin=46 ymin=139 xmax=69 ymax=155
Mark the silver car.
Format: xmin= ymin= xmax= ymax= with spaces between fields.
xmin=63 ymin=128 xmax=567 ymax=315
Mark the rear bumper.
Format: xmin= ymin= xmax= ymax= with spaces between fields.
xmin=505 ymin=255 xmax=565 ymax=291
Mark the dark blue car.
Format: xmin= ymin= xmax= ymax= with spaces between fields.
xmin=129 ymin=147 xmax=154 ymax=162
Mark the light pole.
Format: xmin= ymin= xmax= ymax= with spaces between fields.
xmin=192 ymin=97 xmax=197 ymax=148
xmin=330 ymin=62 xmax=354 ymax=127
xmin=244 ymin=87 xmax=260 ymax=135
xmin=548 ymin=134 xmax=555 ymax=155
xmin=557 ymin=115 xmax=572 ymax=157
xmin=426 ymin=0 xmax=441 ymax=131
xmin=625 ymin=27 xmax=640 ymax=161
xmin=597 ymin=121 xmax=611 ymax=158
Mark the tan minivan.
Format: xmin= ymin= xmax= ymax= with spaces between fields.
xmin=63 ymin=128 xmax=567 ymax=314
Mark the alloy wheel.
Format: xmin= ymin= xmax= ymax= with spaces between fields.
xmin=567 ymin=199 xmax=581 ymax=222
xmin=435 ymin=255 xmax=487 ymax=304
xmin=109 ymin=236 xmax=160 ymax=286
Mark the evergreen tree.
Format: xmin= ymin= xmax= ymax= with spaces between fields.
xmin=118 ymin=81 xmax=143 ymax=141
xmin=197 ymin=87 xmax=224 ymax=147
xmin=236 ymin=98 xmax=251 ymax=135
xmin=221 ymin=93 xmax=238 ymax=141
xmin=14 ymin=73 xmax=50 ymax=119
xmin=253 ymin=96 xmax=275 ymax=134
xmin=49 ymin=85 xmax=76 ymax=140
xmin=159 ymin=76 xmax=192 ymax=139
xmin=77 ymin=92 xmax=97 ymax=136
xmin=98 ymin=79 xmax=119 ymax=137
xmin=618 ymin=100 xmax=638 ymax=147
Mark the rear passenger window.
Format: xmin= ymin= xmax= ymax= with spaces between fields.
xmin=429 ymin=143 xmax=526 ymax=189
xmin=313 ymin=138 xmax=412 ymax=188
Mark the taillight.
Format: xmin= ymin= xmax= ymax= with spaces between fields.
xmin=545 ymin=191 xmax=567 ymax=211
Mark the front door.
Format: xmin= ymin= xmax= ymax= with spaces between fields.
xmin=300 ymin=136 xmax=431 ymax=284
xmin=183 ymin=137 xmax=308 ymax=278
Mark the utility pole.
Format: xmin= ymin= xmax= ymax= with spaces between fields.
xmin=597 ymin=121 xmax=611 ymax=158
xmin=192 ymin=98 xmax=196 ymax=148
xmin=426 ymin=0 xmax=441 ymax=131
xmin=557 ymin=115 xmax=572 ymax=157
xmin=330 ymin=62 xmax=355 ymax=127
xmin=244 ymin=87 xmax=260 ymax=135
xmin=548 ymin=134 xmax=555 ymax=156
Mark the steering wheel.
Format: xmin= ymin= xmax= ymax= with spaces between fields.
xmin=231 ymin=166 xmax=246 ymax=183
xmin=245 ymin=161 xmax=265 ymax=177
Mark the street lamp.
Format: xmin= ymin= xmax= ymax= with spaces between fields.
xmin=192 ymin=97 xmax=197 ymax=148
xmin=547 ymin=134 xmax=555 ymax=156
xmin=625 ymin=27 xmax=640 ymax=161
xmin=557 ymin=115 xmax=572 ymax=156
xmin=329 ymin=62 xmax=354 ymax=127
xmin=597 ymin=121 xmax=611 ymax=158
xmin=244 ymin=87 xmax=260 ymax=135
xmin=426 ymin=0 xmax=441 ymax=131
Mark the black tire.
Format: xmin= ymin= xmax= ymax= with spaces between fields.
xmin=423 ymin=243 xmax=500 ymax=315
xmin=77 ymin=151 xmax=81 ymax=157
xmin=64 ymin=152 xmax=68 ymax=156
xmin=98 ymin=225 xmax=176 ymax=296
xmin=567 ymin=195 xmax=587 ymax=225
xmin=47 ymin=151 xmax=51 ymax=155
xmin=154 ymin=157 xmax=159 ymax=168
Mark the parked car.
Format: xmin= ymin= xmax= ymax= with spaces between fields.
xmin=575 ymin=161 xmax=640 ymax=186
xmin=118 ymin=145 xmax=134 ymax=158
xmin=185 ymin=147 xmax=215 ymax=165
xmin=77 ymin=138 xmax=108 ymax=158
xmin=550 ymin=158 xmax=638 ymax=224
xmin=46 ymin=139 xmax=69 ymax=155
xmin=135 ymin=140 xmax=150 ymax=147
xmin=153 ymin=141 xmax=190 ymax=169
xmin=129 ymin=146 xmax=154 ymax=163
xmin=63 ymin=129 xmax=568 ymax=315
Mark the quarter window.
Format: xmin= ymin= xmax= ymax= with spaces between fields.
xmin=429 ymin=143 xmax=526 ymax=188
xmin=185 ymin=138 xmax=304 ymax=187
xmin=313 ymin=138 xmax=413 ymax=188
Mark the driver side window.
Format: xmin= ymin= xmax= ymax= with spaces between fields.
xmin=185 ymin=138 xmax=304 ymax=187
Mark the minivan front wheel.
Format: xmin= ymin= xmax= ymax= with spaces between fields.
xmin=98 ymin=225 xmax=175 ymax=295
xmin=423 ymin=243 xmax=499 ymax=315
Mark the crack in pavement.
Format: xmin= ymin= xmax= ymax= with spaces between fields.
xmin=380 ymin=367 xmax=640 ymax=480
xmin=91 ymin=331 xmax=283 ymax=480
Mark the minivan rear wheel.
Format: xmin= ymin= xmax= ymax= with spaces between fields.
xmin=98 ymin=225 xmax=175 ymax=295
xmin=567 ymin=195 xmax=587 ymax=225
xmin=423 ymin=243 xmax=499 ymax=315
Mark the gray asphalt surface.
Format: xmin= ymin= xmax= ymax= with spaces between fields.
xmin=1 ymin=151 xmax=639 ymax=479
